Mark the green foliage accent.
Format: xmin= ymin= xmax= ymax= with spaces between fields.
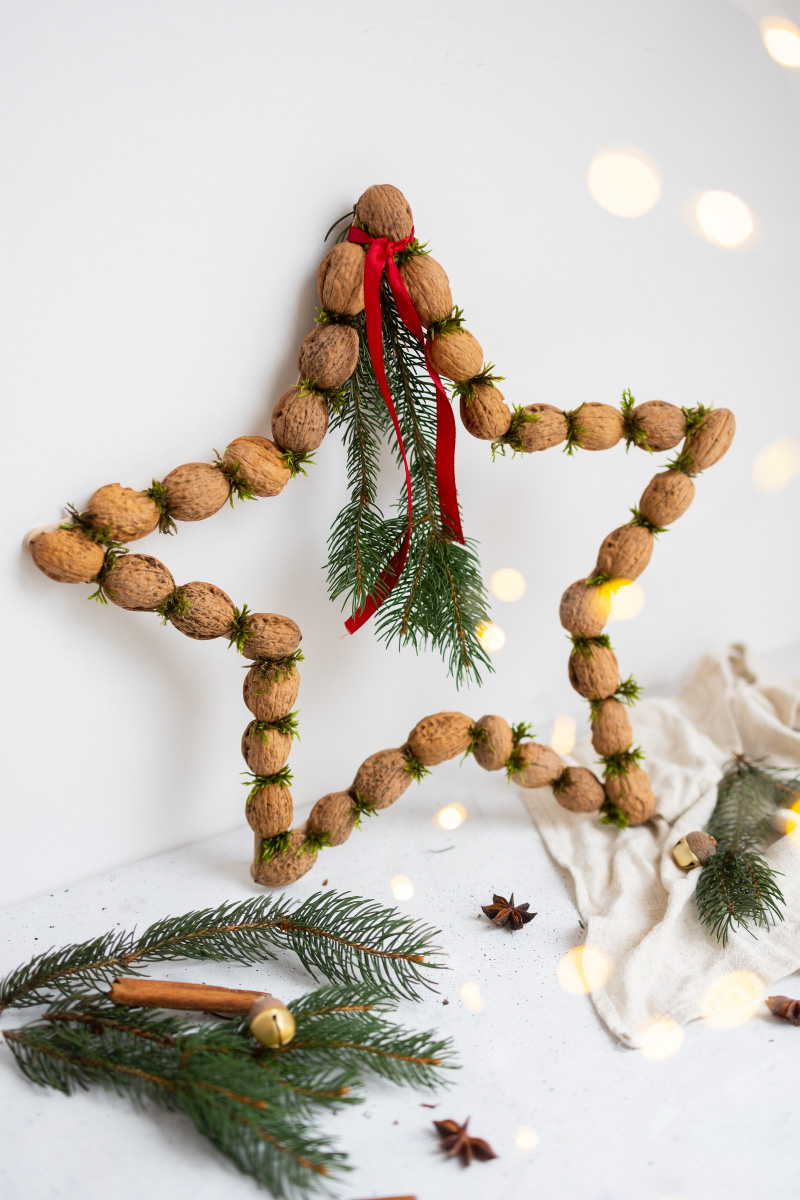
xmin=511 ymin=721 xmax=535 ymax=748
xmin=463 ymin=723 xmax=494 ymax=762
xmin=403 ymin=747 xmax=431 ymax=784
xmin=585 ymin=572 xmax=611 ymax=587
xmin=563 ymin=403 xmax=586 ymax=456
xmin=394 ymin=237 xmax=429 ymax=265
xmin=259 ymin=832 xmax=292 ymax=862
xmin=491 ymin=404 xmax=538 ymax=460
xmin=250 ymin=713 xmax=301 ymax=746
xmin=569 ymin=633 xmax=613 ymax=660
xmin=599 ymin=746 xmax=645 ymax=780
xmin=429 ymin=305 xmax=466 ymax=339
xmin=156 ymin=588 xmax=190 ymax=626
xmin=452 ymin=363 xmax=505 ymax=403
xmin=300 ymin=831 xmax=334 ymax=857
xmin=213 ymin=450 xmax=257 ymax=506
xmin=620 ymin=388 xmax=651 ymax=453
xmin=298 ymin=377 xmax=350 ymax=415
xmin=248 ymin=649 xmax=305 ymax=685
xmin=504 ymin=747 xmax=528 ymax=783
xmin=614 ymin=675 xmax=643 ymax=705
xmin=60 ymin=504 xmax=130 ymax=604
xmin=628 ymin=506 xmax=668 ymax=537
xmin=314 ymin=306 xmax=360 ymax=328
xmin=228 ymin=604 xmax=253 ymax=653
xmin=552 ymin=767 xmax=572 ymax=796
xmin=599 ymin=799 xmax=629 ymax=829
xmin=350 ymin=791 xmax=378 ymax=828
xmin=666 ymin=447 xmax=695 ymax=474
xmin=695 ymin=755 xmax=790 ymax=945
xmin=681 ymin=402 xmax=712 ymax=432
xmin=145 ymin=479 xmax=177 ymax=535
xmin=242 ymin=768 xmax=294 ymax=803
xmin=283 ymin=449 xmax=315 ymax=479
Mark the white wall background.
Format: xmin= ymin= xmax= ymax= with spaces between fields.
xmin=2 ymin=0 xmax=798 ymax=907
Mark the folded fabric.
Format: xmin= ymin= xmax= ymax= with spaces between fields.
xmin=521 ymin=644 xmax=800 ymax=1046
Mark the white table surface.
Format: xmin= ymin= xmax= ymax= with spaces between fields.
xmin=1 ymin=762 xmax=798 ymax=1200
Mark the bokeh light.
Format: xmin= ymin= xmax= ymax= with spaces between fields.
xmin=696 ymin=191 xmax=754 ymax=247
xmin=477 ymin=621 xmax=506 ymax=652
xmin=784 ymin=800 xmax=800 ymax=846
xmin=390 ymin=874 xmax=414 ymax=901
xmin=752 ymin=436 xmax=800 ymax=493
xmin=515 ymin=1127 xmax=539 ymax=1150
xmin=702 ymin=971 xmax=763 ymax=1028
xmin=608 ymin=580 xmax=645 ymax=622
xmin=461 ymin=981 xmax=485 ymax=1013
xmin=638 ymin=1015 xmax=685 ymax=1060
xmin=437 ymin=803 xmax=466 ymax=830
xmin=551 ymin=714 xmax=577 ymax=756
xmin=761 ymin=18 xmax=800 ymax=66
xmin=490 ymin=567 xmax=526 ymax=602
xmin=587 ymin=146 xmax=662 ymax=218
xmin=557 ymin=945 xmax=612 ymax=994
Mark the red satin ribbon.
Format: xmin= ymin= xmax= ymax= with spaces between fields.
xmin=344 ymin=224 xmax=464 ymax=634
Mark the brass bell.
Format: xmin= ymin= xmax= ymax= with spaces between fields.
xmin=249 ymin=994 xmax=296 ymax=1048
xmin=672 ymin=830 xmax=717 ymax=871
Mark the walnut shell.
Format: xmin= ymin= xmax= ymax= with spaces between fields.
xmin=243 ymin=665 xmax=301 ymax=722
xmin=568 ymin=644 xmax=619 ymax=700
xmin=169 ymin=581 xmax=235 ymax=641
xmin=85 ymin=484 xmax=160 ymax=542
xmin=161 ymin=462 xmax=230 ymax=522
xmin=29 ymin=528 xmax=105 ymax=584
xmin=317 ymin=242 xmax=365 ymax=315
xmin=472 ymin=715 xmax=514 ymax=772
xmin=459 ymin=384 xmax=511 ymax=441
xmin=604 ymin=765 xmax=656 ymax=826
xmin=591 ymin=699 xmax=633 ymax=756
xmin=559 ymin=580 xmax=611 ymax=637
xmin=639 ymin=471 xmax=695 ymax=527
xmin=271 ymin=387 xmax=329 ymax=453
xmin=297 ymin=323 xmax=359 ymax=390
xmin=352 ymin=748 xmax=412 ymax=810
xmin=594 ymin=525 xmax=653 ymax=581
xmin=252 ymin=828 xmax=316 ymax=887
xmin=246 ymin=785 xmax=294 ymax=838
xmin=241 ymin=613 xmax=302 ymax=661
xmin=425 ymin=329 xmax=483 ymax=382
xmin=407 ymin=712 xmax=473 ymax=766
xmin=573 ymin=403 xmax=624 ymax=451
xmin=398 ymin=255 xmax=452 ymax=326
xmin=518 ymin=404 xmax=568 ymax=452
xmin=684 ymin=408 xmax=735 ymax=474
xmin=513 ymin=742 xmax=564 ymax=789
xmin=223 ymin=436 xmax=291 ymax=498
xmin=355 ymin=184 xmax=413 ymax=241
xmin=307 ymin=790 xmax=356 ymax=846
xmin=555 ymin=767 xmax=605 ymax=812
xmin=241 ymin=721 xmax=293 ymax=776
xmin=106 ymin=553 xmax=176 ymax=611
xmin=631 ymin=401 xmax=686 ymax=451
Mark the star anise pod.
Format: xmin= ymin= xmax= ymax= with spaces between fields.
xmin=433 ymin=1117 xmax=498 ymax=1166
xmin=481 ymin=892 xmax=536 ymax=930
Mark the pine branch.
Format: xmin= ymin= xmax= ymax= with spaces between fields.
xmin=0 ymin=892 xmax=445 ymax=1012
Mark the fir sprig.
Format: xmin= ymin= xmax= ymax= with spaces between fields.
xmin=620 ymin=388 xmax=651 ymax=452
xmin=491 ymin=404 xmax=537 ymax=460
xmin=145 ymin=479 xmax=177 ymax=536
xmin=563 ymin=403 xmax=586 ymax=456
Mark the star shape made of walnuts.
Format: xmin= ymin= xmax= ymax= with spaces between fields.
xmin=481 ymin=893 xmax=536 ymax=931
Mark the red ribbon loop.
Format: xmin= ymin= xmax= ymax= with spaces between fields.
xmin=343 ymin=224 xmax=465 ymax=635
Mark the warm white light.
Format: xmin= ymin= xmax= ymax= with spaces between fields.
xmin=477 ymin=621 xmax=506 ymax=652
xmin=696 ymin=191 xmax=754 ymax=247
xmin=785 ymin=802 xmax=800 ymax=847
xmin=761 ymin=19 xmax=800 ymax=66
xmin=437 ymin=803 xmax=466 ymax=830
xmin=515 ymin=1126 xmax=539 ymax=1150
xmin=587 ymin=146 xmax=662 ymax=218
xmin=390 ymin=874 xmax=414 ymax=901
xmin=702 ymin=971 xmax=763 ymax=1028
xmin=490 ymin=567 xmax=526 ymax=602
xmin=460 ymin=981 xmax=485 ymax=1013
xmin=551 ymin=714 xmax=576 ymax=756
xmin=557 ymin=945 xmax=612 ymax=995
xmin=608 ymin=580 xmax=645 ymax=622
xmin=752 ymin=437 xmax=800 ymax=494
xmin=638 ymin=1015 xmax=685 ymax=1060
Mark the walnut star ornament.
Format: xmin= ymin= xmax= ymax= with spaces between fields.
xmin=481 ymin=893 xmax=536 ymax=931
xmin=433 ymin=1117 xmax=498 ymax=1167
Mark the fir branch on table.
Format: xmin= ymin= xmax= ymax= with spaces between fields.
xmin=695 ymin=755 xmax=789 ymax=944
xmin=0 ymin=892 xmax=445 ymax=1012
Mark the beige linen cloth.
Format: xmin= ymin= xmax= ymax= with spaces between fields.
xmin=522 ymin=645 xmax=800 ymax=1046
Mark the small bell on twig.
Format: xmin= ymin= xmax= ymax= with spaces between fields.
xmin=672 ymin=831 xmax=717 ymax=870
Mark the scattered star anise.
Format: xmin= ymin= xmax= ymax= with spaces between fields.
xmin=433 ymin=1117 xmax=498 ymax=1167
xmin=481 ymin=892 xmax=536 ymax=930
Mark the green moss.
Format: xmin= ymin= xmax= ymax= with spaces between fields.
xmin=628 ymin=507 xmax=667 ymax=537
xmin=429 ymin=306 xmax=466 ymax=339
xmin=599 ymin=746 xmax=645 ymax=780
xmin=569 ymin=633 xmax=613 ymax=661
xmin=491 ymin=405 xmax=538 ymax=460
xmin=350 ymin=790 xmax=378 ymax=828
xmin=156 ymin=587 xmax=191 ymax=627
xmin=403 ymin=747 xmax=431 ymax=784
xmin=452 ymin=363 xmax=505 ymax=403
xmin=563 ymin=403 xmax=586 ymax=456
xmin=145 ymin=480 xmax=177 ymax=536
xmin=259 ymin=831 xmax=291 ymax=861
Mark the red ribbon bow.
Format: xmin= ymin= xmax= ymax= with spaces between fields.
xmin=344 ymin=224 xmax=465 ymax=634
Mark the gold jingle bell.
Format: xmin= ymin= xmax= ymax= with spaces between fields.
xmin=672 ymin=830 xmax=717 ymax=871
xmin=249 ymin=994 xmax=296 ymax=1048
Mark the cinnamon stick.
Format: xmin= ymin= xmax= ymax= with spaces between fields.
xmin=110 ymin=977 xmax=267 ymax=1015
